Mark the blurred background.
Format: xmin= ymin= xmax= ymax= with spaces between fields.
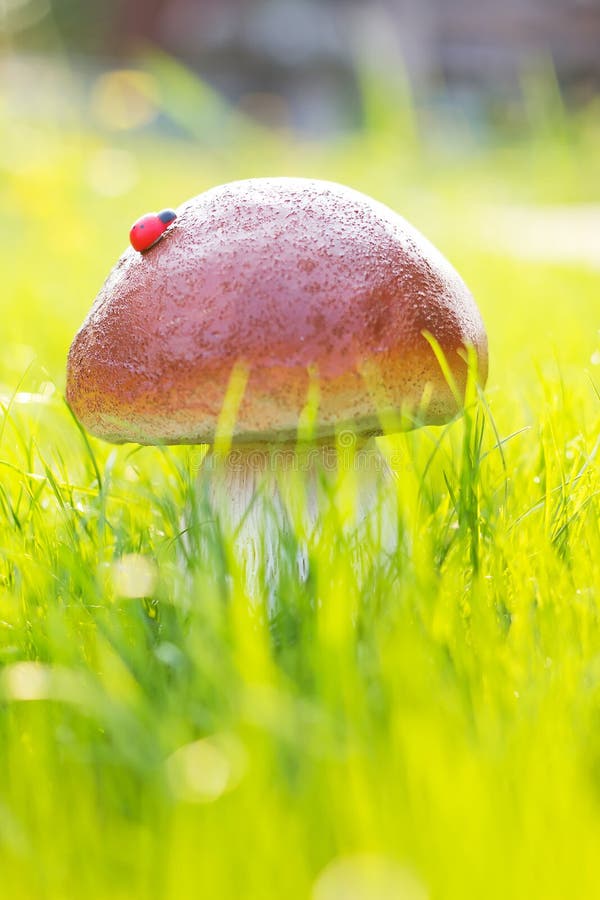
xmin=0 ymin=0 xmax=599 ymax=403
xmin=3 ymin=0 xmax=600 ymax=133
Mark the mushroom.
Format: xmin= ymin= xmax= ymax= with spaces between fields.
xmin=66 ymin=178 xmax=487 ymax=560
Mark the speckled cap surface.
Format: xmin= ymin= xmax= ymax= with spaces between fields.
xmin=66 ymin=178 xmax=488 ymax=445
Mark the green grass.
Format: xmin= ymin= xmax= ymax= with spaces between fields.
xmin=1 ymin=66 xmax=600 ymax=899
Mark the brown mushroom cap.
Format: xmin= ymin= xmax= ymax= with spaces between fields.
xmin=66 ymin=178 xmax=487 ymax=445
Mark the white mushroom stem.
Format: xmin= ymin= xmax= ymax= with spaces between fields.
xmin=197 ymin=437 xmax=396 ymax=588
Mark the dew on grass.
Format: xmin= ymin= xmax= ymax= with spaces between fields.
xmin=166 ymin=734 xmax=247 ymax=804
xmin=112 ymin=554 xmax=157 ymax=598
xmin=0 ymin=391 xmax=55 ymax=406
xmin=1 ymin=662 xmax=51 ymax=701
xmin=312 ymin=855 xmax=428 ymax=900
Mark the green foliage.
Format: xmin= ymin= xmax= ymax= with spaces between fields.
xmin=1 ymin=71 xmax=600 ymax=898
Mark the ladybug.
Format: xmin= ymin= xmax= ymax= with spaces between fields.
xmin=129 ymin=208 xmax=177 ymax=252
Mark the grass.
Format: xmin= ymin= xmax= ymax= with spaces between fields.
xmin=1 ymin=59 xmax=600 ymax=899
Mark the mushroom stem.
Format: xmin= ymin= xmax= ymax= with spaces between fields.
xmin=198 ymin=437 xmax=395 ymax=586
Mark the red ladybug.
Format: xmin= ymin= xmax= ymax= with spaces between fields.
xmin=130 ymin=208 xmax=177 ymax=252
